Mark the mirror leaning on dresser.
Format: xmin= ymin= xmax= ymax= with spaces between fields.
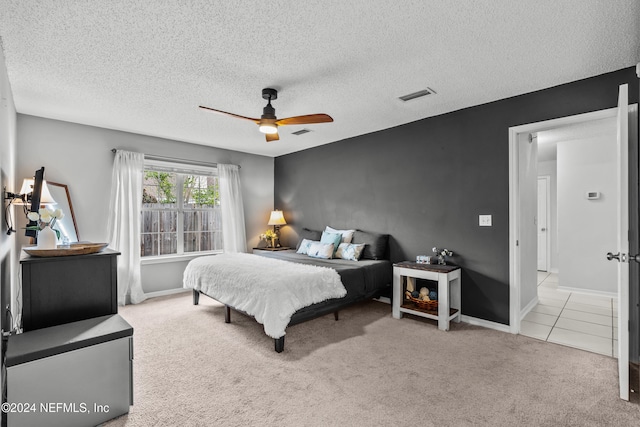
xmin=47 ymin=181 xmax=80 ymax=243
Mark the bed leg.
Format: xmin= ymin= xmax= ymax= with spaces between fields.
xmin=193 ymin=290 xmax=200 ymax=305
xmin=275 ymin=336 xmax=285 ymax=353
xmin=334 ymin=311 xmax=339 ymax=321
xmin=225 ymin=305 xmax=231 ymax=323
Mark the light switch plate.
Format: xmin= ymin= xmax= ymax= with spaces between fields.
xmin=479 ymin=215 xmax=492 ymax=227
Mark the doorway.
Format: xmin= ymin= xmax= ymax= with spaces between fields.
xmin=520 ymin=118 xmax=618 ymax=358
xmin=526 ymin=120 xmax=618 ymax=357
xmin=508 ymin=90 xmax=638 ymax=400
xmin=509 ymin=107 xmax=625 ymax=331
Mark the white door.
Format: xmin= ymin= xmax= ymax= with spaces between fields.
xmin=607 ymin=84 xmax=629 ymax=401
xmin=537 ymin=177 xmax=549 ymax=271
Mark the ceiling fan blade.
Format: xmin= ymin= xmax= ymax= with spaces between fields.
xmin=265 ymin=132 xmax=280 ymax=142
xmin=276 ymin=114 xmax=333 ymax=126
xmin=199 ymin=105 xmax=260 ymax=123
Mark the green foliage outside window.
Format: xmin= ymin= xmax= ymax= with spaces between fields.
xmin=144 ymin=171 xmax=176 ymax=203
xmin=143 ymin=171 xmax=219 ymax=206
xmin=184 ymin=176 xmax=220 ymax=206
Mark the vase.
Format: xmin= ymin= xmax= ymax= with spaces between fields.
xmin=270 ymin=238 xmax=276 ymax=248
xmin=37 ymin=225 xmax=57 ymax=249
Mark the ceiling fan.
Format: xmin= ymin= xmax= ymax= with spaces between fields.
xmin=199 ymin=88 xmax=333 ymax=142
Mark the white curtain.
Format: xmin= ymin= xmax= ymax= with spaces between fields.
xmin=218 ymin=164 xmax=247 ymax=253
xmin=107 ymin=150 xmax=147 ymax=305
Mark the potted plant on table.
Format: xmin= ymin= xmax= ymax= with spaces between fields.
xmin=263 ymin=229 xmax=277 ymax=248
xmin=26 ymin=208 xmax=65 ymax=249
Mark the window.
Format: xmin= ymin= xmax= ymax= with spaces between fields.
xmin=141 ymin=160 xmax=222 ymax=257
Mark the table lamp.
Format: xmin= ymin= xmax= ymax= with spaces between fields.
xmin=267 ymin=210 xmax=286 ymax=247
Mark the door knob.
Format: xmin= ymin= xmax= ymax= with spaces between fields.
xmin=540 ymin=228 xmax=546 ymax=232
xmin=606 ymin=252 xmax=620 ymax=261
xmin=630 ymin=254 xmax=640 ymax=263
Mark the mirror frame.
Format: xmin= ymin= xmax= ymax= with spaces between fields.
xmin=47 ymin=181 xmax=80 ymax=241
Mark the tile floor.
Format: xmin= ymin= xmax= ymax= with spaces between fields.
xmin=520 ymin=272 xmax=618 ymax=358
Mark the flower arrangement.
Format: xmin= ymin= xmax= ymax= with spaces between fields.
xmin=260 ymin=229 xmax=278 ymax=247
xmin=27 ymin=208 xmax=65 ymax=239
xmin=432 ymin=247 xmax=453 ymax=265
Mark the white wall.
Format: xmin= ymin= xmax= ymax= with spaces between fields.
xmin=0 ymin=43 xmax=18 ymax=332
xmin=0 ymin=41 xmax=19 ymax=330
xmin=537 ymin=160 xmax=558 ymax=272
xmin=16 ymin=115 xmax=274 ymax=294
xmin=556 ymin=118 xmax=617 ymax=294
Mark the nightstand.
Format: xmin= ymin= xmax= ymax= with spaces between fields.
xmin=252 ymin=247 xmax=291 ymax=254
xmin=392 ymin=262 xmax=461 ymax=331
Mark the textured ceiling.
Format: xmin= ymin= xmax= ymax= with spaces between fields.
xmin=0 ymin=1 xmax=638 ymax=157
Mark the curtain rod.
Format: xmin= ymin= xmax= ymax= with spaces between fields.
xmin=110 ymin=149 xmax=240 ymax=169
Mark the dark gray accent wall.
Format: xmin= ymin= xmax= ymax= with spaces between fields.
xmin=275 ymin=67 xmax=639 ymax=328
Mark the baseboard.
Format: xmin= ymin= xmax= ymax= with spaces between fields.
xmin=557 ymin=286 xmax=617 ymax=299
xmin=520 ymin=296 xmax=539 ymax=320
xmin=460 ymin=315 xmax=511 ymax=333
xmin=144 ymin=288 xmax=190 ymax=299
xmin=374 ymin=296 xmax=391 ymax=304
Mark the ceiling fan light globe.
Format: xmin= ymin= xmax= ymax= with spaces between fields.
xmin=259 ymin=124 xmax=278 ymax=134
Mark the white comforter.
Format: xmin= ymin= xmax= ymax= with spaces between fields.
xmin=183 ymin=253 xmax=347 ymax=338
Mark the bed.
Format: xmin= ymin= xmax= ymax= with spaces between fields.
xmin=184 ymin=228 xmax=392 ymax=352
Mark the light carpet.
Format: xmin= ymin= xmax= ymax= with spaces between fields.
xmin=102 ymin=292 xmax=640 ymax=427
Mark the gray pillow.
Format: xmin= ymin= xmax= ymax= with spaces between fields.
xmin=296 ymin=228 xmax=322 ymax=250
xmin=352 ymin=230 xmax=389 ymax=260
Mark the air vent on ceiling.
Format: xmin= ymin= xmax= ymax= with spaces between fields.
xmin=292 ymin=129 xmax=312 ymax=136
xmin=398 ymin=88 xmax=436 ymax=102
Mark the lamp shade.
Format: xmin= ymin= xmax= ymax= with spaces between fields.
xmin=40 ymin=181 xmax=56 ymax=205
xmin=19 ymin=179 xmax=56 ymax=205
xmin=267 ymin=210 xmax=286 ymax=226
xmin=19 ymin=178 xmax=34 ymax=196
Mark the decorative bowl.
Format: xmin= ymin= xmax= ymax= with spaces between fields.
xmin=23 ymin=242 xmax=109 ymax=257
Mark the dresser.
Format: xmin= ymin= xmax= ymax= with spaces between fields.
xmin=20 ymin=248 xmax=120 ymax=332
xmin=8 ymin=249 xmax=133 ymax=426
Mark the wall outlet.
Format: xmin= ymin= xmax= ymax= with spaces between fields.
xmin=479 ymin=215 xmax=492 ymax=227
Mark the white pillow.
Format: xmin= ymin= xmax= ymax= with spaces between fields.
xmin=325 ymin=226 xmax=355 ymax=244
xmin=296 ymin=239 xmax=316 ymax=255
xmin=335 ymin=242 xmax=366 ymax=261
xmin=307 ymin=242 xmax=334 ymax=259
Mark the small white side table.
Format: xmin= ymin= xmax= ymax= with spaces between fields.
xmin=392 ymin=262 xmax=461 ymax=331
